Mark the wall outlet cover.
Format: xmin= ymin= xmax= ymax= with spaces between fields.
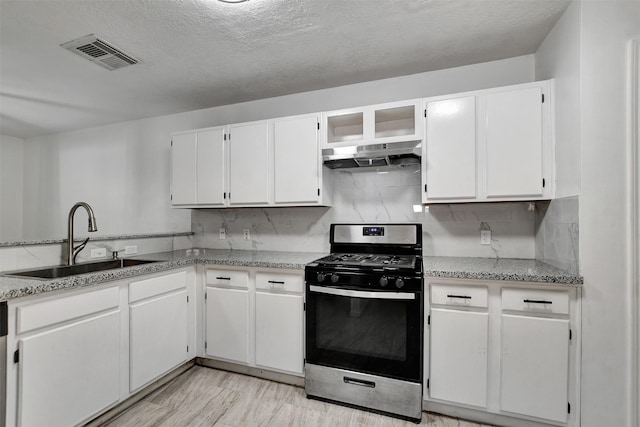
xmin=90 ymin=248 xmax=107 ymax=258
xmin=480 ymin=230 xmax=492 ymax=245
xmin=219 ymin=228 xmax=226 ymax=240
xmin=243 ymin=229 xmax=250 ymax=240
xmin=124 ymin=245 xmax=137 ymax=255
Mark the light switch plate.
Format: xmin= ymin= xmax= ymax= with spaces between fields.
xmin=480 ymin=230 xmax=491 ymax=245
xmin=243 ymin=229 xmax=250 ymax=240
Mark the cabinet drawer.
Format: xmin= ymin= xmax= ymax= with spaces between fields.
xmin=129 ymin=271 xmax=187 ymax=303
xmin=17 ymin=286 xmax=119 ymax=334
xmin=502 ymin=288 xmax=569 ymax=315
xmin=431 ymin=284 xmax=488 ymax=308
xmin=206 ymin=269 xmax=249 ymax=289
xmin=256 ymin=272 xmax=303 ymax=293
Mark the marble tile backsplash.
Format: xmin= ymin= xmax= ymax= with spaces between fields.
xmin=535 ymin=196 xmax=580 ymax=274
xmin=192 ymin=166 xmax=538 ymax=259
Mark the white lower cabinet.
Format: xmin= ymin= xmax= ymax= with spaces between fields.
xmin=430 ymin=308 xmax=488 ymax=408
xmin=10 ymin=286 xmax=121 ymax=427
xmin=4 ymin=268 xmax=196 ymax=427
xmin=425 ymin=279 xmax=579 ymax=427
xmin=129 ymin=271 xmax=189 ymax=392
xmin=255 ymin=272 xmax=304 ymax=374
xmin=203 ymin=266 xmax=305 ymax=376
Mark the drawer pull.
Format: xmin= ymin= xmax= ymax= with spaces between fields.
xmin=343 ymin=377 xmax=376 ymax=388
xmin=215 ymin=276 xmax=231 ymax=280
xmin=268 ymin=280 xmax=285 ymax=285
xmin=523 ymin=299 xmax=553 ymax=304
xmin=447 ymin=294 xmax=472 ymax=299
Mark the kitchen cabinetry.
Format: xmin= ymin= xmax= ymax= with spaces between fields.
xmin=171 ymin=113 xmax=330 ymax=208
xmin=202 ymin=266 xmax=305 ymax=377
xmin=422 ymin=80 xmax=554 ymax=204
xmin=255 ymin=272 xmax=304 ymax=374
xmin=321 ymin=99 xmax=422 ymax=148
xmin=429 ymin=285 xmax=488 ymax=408
xmin=4 ymin=267 xmax=196 ymax=427
xmin=171 ymin=127 xmax=226 ymax=207
xmin=129 ymin=271 xmax=189 ymax=392
xmin=424 ymin=278 xmax=579 ymax=427
xmin=500 ymin=288 xmax=570 ymax=423
xmin=228 ymin=121 xmax=270 ymax=206
xmin=204 ymin=269 xmax=250 ymax=364
xmin=10 ymin=287 xmax=121 ymax=427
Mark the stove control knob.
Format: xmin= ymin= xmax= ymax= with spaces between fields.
xmin=331 ymin=274 xmax=340 ymax=284
xmin=379 ymin=276 xmax=389 ymax=287
xmin=317 ymin=273 xmax=326 ymax=282
xmin=395 ymin=277 xmax=405 ymax=289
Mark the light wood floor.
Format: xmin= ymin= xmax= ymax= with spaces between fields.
xmin=101 ymin=365 xmax=491 ymax=427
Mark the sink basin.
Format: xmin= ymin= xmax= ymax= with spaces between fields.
xmin=4 ymin=258 xmax=157 ymax=280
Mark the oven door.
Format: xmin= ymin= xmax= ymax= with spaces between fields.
xmin=305 ymin=284 xmax=423 ymax=383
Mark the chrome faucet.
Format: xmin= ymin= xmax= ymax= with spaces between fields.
xmin=67 ymin=202 xmax=98 ymax=265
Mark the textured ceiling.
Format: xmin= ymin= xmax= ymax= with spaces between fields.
xmin=0 ymin=0 xmax=570 ymax=138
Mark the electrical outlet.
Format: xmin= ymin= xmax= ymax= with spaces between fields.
xmin=219 ymin=228 xmax=226 ymax=240
xmin=90 ymin=248 xmax=107 ymax=258
xmin=480 ymin=230 xmax=492 ymax=245
xmin=124 ymin=245 xmax=137 ymax=255
xmin=243 ymin=229 xmax=250 ymax=240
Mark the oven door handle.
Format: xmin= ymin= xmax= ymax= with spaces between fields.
xmin=309 ymin=285 xmax=416 ymax=300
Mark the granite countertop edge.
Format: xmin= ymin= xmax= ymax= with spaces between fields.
xmin=0 ymin=251 xmax=583 ymax=301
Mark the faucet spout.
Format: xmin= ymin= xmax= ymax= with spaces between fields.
xmin=67 ymin=202 xmax=98 ymax=265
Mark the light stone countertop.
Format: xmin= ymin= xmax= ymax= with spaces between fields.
xmin=0 ymin=250 xmax=582 ymax=302
xmin=423 ymin=256 xmax=583 ymax=285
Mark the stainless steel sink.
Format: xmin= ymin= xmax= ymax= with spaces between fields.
xmin=3 ymin=258 xmax=157 ymax=280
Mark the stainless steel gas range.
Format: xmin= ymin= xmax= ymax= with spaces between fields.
xmin=304 ymin=224 xmax=424 ymax=423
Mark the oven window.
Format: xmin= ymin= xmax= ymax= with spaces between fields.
xmin=315 ymin=294 xmax=407 ymax=361
xmin=306 ymin=287 xmax=422 ymax=382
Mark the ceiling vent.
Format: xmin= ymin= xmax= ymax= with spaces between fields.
xmin=61 ymin=34 xmax=141 ymax=71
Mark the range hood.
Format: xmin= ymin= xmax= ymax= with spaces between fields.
xmin=322 ymin=141 xmax=421 ymax=169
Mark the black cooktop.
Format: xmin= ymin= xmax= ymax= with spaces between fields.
xmin=313 ymin=253 xmax=417 ymax=270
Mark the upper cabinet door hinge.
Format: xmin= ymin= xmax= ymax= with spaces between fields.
xmin=13 ymin=349 xmax=19 ymax=364
xmin=0 ymin=301 xmax=7 ymax=337
xmin=187 ymin=295 xmax=189 ymax=303
xmin=317 ymin=122 xmax=320 ymax=130
xmin=170 ymin=139 xmax=173 ymax=147
xmin=205 ymin=293 xmax=208 ymax=300
xmin=427 ymin=314 xmax=431 ymax=325
xmin=542 ymin=178 xmax=546 ymax=188
xmin=542 ymin=94 xmax=545 ymax=103
xmin=317 ymin=188 xmax=320 ymax=196
xmin=424 ymin=109 xmax=427 ymax=118
xmin=569 ymin=329 xmax=572 ymax=340
xmin=224 ymin=133 xmax=227 ymax=141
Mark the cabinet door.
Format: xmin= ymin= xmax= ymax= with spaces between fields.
xmin=501 ymin=314 xmax=569 ymax=422
xmin=205 ymin=287 xmax=249 ymax=363
xmin=255 ymin=291 xmax=304 ymax=374
xmin=171 ymin=132 xmax=197 ymax=205
xmin=485 ymin=87 xmax=544 ymax=198
xmin=429 ymin=308 xmax=488 ymax=407
xmin=197 ymin=128 xmax=226 ymax=206
xmin=18 ymin=311 xmax=120 ymax=427
xmin=424 ymin=96 xmax=476 ymax=200
xmin=228 ymin=122 xmax=270 ymax=205
xmin=274 ymin=115 xmax=319 ymax=204
xmin=129 ymin=290 xmax=188 ymax=392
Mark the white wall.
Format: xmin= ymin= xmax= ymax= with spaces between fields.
xmin=18 ymin=54 xmax=535 ymax=243
xmin=536 ymin=1 xmax=640 ymax=425
xmin=0 ymin=135 xmax=24 ymax=241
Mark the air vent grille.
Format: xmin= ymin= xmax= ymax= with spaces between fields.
xmin=61 ymin=34 xmax=141 ymax=71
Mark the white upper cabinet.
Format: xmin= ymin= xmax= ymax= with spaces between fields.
xmin=422 ymin=80 xmax=554 ymax=204
xmin=424 ymin=96 xmax=477 ymax=200
xmin=228 ymin=121 xmax=271 ymax=206
xmin=171 ymin=127 xmax=226 ymax=207
xmin=171 ymin=114 xmax=330 ymax=208
xmin=485 ymin=87 xmax=544 ymax=198
xmin=321 ymin=99 xmax=422 ymax=148
xmin=274 ymin=114 xmax=322 ymax=204
xmin=171 ymin=132 xmax=197 ymax=206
